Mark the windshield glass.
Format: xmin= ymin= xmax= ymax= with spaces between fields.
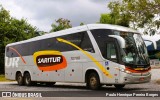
xmin=114 ymin=31 xmax=149 ymax=65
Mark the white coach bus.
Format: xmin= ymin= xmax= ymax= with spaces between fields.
xmin=5 ymin=24 xmax=151 ymax=90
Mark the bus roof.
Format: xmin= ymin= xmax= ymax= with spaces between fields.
xmin=6 ymin=24 xmax=139 ymax=46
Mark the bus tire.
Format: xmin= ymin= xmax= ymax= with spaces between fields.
xmin=16 ymin=73 xmax=23 ymax=86
xmin=87 ymin=72 xmax=101 ymax=90
xmin=114 ymin=84 xmax=125 ymax=89
xmin=24 ymin=72 xmax=32 ymax=86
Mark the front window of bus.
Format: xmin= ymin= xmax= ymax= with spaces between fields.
xmin=114 ymin=31 xmax=149 ymax=65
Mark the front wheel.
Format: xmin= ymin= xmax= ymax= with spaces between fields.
xmin=114 ymin=84 xmax=125 ymax=89
xmin=87 ymin=72 xmax=101 ymax=90
xmin=24 ymin=73 xmax=32 ymax=86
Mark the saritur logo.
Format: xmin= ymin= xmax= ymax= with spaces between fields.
xmin=33 ymin=51 xmax=67 ymax=71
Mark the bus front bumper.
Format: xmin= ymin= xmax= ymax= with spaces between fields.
xmin=123 ymin=73 xmax=151 ymax=84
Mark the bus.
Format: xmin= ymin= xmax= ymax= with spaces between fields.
xmin=142 ymin=35 xmax=160 ymax=66
xmin=5 ymin=24 xmax=151 ymax=90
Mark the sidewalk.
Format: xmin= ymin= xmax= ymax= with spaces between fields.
xmin=151 ymin=68 xmax=160 ymax=81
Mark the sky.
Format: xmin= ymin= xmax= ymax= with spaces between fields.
xmin=0 ymin=0 xmax=111 ymax=32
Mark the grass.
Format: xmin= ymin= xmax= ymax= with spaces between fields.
xmin=0 ymin=74 xmax=12 ymax=82
xmin=0 ymin=75 xmax=6 ymax=81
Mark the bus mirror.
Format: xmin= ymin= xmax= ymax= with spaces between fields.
xmin=108 ymin=35 xmax=125 ymax=48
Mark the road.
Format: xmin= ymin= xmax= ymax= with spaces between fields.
xmin=0 ymin=69 xmax=160 ymax=100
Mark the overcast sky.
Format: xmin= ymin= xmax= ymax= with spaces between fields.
xmin=0 ymin=0 xmax=111 ymax=32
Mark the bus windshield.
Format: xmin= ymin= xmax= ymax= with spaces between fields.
xmin=114 ymin=31 xmax=149 ymax=65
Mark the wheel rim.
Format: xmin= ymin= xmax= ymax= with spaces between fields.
xmin=25 ymin=75 xmax=31 ymax=85
xmin=90 ymin=77 xmax=97 ymax=88
xmin=17 ymin=75 xmax=22 ymax=84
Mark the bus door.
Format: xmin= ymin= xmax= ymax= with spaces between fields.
xmin=103 ymin=38 xmax=121 ymax=83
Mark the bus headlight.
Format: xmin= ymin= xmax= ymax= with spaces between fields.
xmin=119 ymin=68 xmax=131 ymax=74
xmin=125 ymin=70 xmax=131 ymax=74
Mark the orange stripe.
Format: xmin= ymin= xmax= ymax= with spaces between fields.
xmin=125 ymin=67 xmax=151 ymax=73
xmin=9 ymin=47 xmax=26 ymax=64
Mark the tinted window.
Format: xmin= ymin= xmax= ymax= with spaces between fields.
xmin=29 ymin=40 xmax=43 ymax=55
xmin=6 ymin=31 xmax=94 ymax=57
xmin=106 ymin=43 xmax=117 ymax=62
xmin=80 ymin=32 xmax=95 ymax=53
xmin=42 ymin=38 xmax=56 ymax=50
xmin=6 ymin=47 xmax=17 ymax=57
xmin=58 ymin=31 xmax=94 ymax=52
xmin=91 ymin=29 xmax=113 ymax=58
xmin=6 ymin=43 xmax=29 ymax=57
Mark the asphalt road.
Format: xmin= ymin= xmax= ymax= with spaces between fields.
xmin=0 ymin=69 xmax=160 ymax=100
xmin=0 ymin=80 xmax=159 ymax=91
xmin=0 ymin=82 xmax=160 ymax=100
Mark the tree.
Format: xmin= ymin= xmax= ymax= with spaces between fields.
xmin=80 ymin=22 xmax=84 ymax=26
xmin=35 ymin=31 xmax=48 ymax=36
xmin=100 ymin=14 xmax=113 ymax=24
xmin=100 ymin=1 xmax=130 ymax=27
xmin=0 ymin=6 xmax=37 ymax=74
xmin=100 ymin=0 xmax=160 ymax=35
xmin=50 ymin=18 xmax=72 ymax=32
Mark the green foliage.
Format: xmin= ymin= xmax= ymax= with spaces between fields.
xmin=100 ymin=14 xmax=112 ymax=24
xmin=80 ymin=22 xmax=84 ymax=26
xmin=50 ymin=18 xmax=72 ymax=32
xmin=0 ymin=74 xmax=11 ymax=81
xmin=35 ymin=31 xmax=47 ymax=36
xmin=0 ymin=6 xmax=37 ymax=74
xmin=100 ymin=1 xmax=130 ymax=27
xmin=0 ymin=75 xmax=6 ymax=81
xmin=100 ymin=0 xmax=160 ymax=35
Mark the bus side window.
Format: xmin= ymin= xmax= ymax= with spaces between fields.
xmin=57 ymin=31 xmax=95 ymax=53
xmin=106 ymin=43 xmax=117 ymax=62
xmin=7 ymin=47 xmax=9 ymax=52
xmin=6 ymin=47 xmax=14 ymax=57
xmin=6 ymin=47 xmax=10 ymax=57
xmin=80 ymin=32 xmax=95 ymax=53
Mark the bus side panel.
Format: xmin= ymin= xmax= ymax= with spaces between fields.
xmin=22 ymin=56 xmax=65 ymax=82
xmin=83 ymin=61 xmax=103 ymax=83
xmin=63 ymin=51 xmax=84 ymax=83
xmin=102 ymin=60 xmax=121 ymax=84
xmin=5 ymin=57 xmax=22 ymax=80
